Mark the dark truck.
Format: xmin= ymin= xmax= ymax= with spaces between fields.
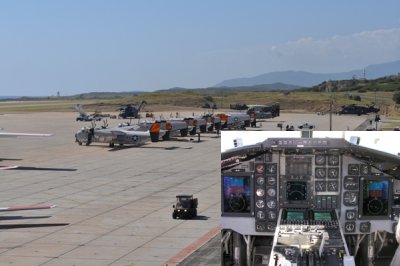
xmin=172 ymin=194 xmax=198 ymax=219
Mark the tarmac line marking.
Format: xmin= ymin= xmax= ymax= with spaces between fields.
xmin=164 ymin=225 xmax=221 ymax=265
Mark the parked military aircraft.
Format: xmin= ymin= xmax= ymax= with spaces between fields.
xmin=338 ymin=104 xmax=380 ymax=115
xmin=75 ymin=120 xmax=161 ymax=147
xmin=157 ymin=120 xmax=188 ymax=140
xmin=118 ymin=101 xmax=147 ymax=119
xmin=202 ymin=114 xmax=222 ymax=132
xmin=125 ymin=120 xmax=188 ymax=140
xmin=75 ymin=104 xmax=102 ymax=121
xmin=123 ymin=119 xmax=192 ymax=140
xmin=217 ymin=113 xmax=251 ymax=130
xmin=182 ymin=117 xmax=207 ymax=135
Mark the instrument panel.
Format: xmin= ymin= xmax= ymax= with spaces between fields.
xmin=221 ymin=137 xmax=399 ymax=236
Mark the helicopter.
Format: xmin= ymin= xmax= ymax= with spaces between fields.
xmin=117 ymin=101 xmax=147 ymax=119
xmin=338 ymin=104 xmax=380 ymax=116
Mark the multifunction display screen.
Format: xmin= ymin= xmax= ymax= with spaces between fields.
xmin=286 ymin=181 xmax=307 ymax=201
xmin=361 ymin=179 xmax=390 ymax=217
xmin=314 ymin=212 xmax=332 ymax=221
xmin=286 ymin=211 xmax=304 ymax=220
xmin=223 ymin=176 xmax=251 ymax=213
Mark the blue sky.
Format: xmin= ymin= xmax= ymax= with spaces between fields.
xmin=0 ymin=0 xmax=399 ymax=96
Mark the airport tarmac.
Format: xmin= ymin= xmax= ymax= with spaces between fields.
xmin=0 ymin=112 xmax=220 ymax=266
xmin=0 ymin=110 xmax=370 ymax=266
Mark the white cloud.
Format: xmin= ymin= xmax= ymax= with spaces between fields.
xmin=194 ymin=28 xmax=400 ymax=86
xmin=141 ymin=28 xmax=400 ymax=88
xmin=266 ymin=28 xmax=400 ymax=72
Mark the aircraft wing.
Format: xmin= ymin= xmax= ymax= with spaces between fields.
xmin=0 ymin=165 xmax=19 ymax=170
xmin=0 ymin=132 xmax=53 ymax=137
xmin=110 ymin=130 xmax=150 ymax=137
xmin=0 ymin=204 xmax=56 ymax=212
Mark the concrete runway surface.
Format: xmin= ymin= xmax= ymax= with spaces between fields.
xmin=0 ymin=111 xmax=369 ymax=266
xmin=0 ymin=112 xmax=220 ymax=266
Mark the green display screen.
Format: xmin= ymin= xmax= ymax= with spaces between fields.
xmin=286 ymin=211 xmax=304 ymax=220
xmin=314 ymin=212 xmax=331 ymax=221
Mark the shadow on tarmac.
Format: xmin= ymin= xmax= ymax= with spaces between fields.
xmin=108 ymin=145 xmax=193 ymax=152
xmin=0 ymin=215 xmax=52 ymax=220
xmin=191 ymin=215 xmax=209 ymax=221
xmin=0 ymin=223 xmax=69 ymax=229
xmin=9 ymin=166 xmax=77 ymax=171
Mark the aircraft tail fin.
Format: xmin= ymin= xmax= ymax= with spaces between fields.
xmin=75 ymin=104 xmax=87 ymax=116
xmin=137 ymin=101 xmax=147 ymax=112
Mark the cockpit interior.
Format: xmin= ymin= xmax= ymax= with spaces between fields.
xmin=221 ymin=133 xmax=400 ymax=266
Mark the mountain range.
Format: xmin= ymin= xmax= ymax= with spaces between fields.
xmin=215 ymin=60 xmax=400 ymax=88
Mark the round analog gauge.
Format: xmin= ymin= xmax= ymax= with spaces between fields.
xmin=256 ymin=223 xmax=266 ymax=231
xmin=267 ymin=211 xmax=277 ymax=220
xmin=328 ymin=168 xmax=339 ymax=179
xmin=315 ymin=155 xmax=326 ymax=165
xmin=315 ymin=168 xmax=326 ymax=179
xmin=266 ymin=199 xmax=277 ymax=209
xmin=267 ymin=222 xmax=276 ymax=231
xmin=345 ymin=222 xmax=355 ymax=232
xmin=360 ymin=164 xmax=370 ymax=175
xmin=256 ymin=177 xmax=265 ymax=186
xmin=327 ymin=181 xmax=339 ymax=192
xmin=348 ymin=164 xmax=359 ymax=175
xmin=344 ymin=176 xmax=358 ymax=190
xmin=256 ymin=210 xmax=266 ymax=220
xmin=345 ymin=210 xmax=356 ymax=220
xmin=266 ymin=164 xmax=277 ymax=174
xmin=267 ymin=188 xmax=276 ymax=197
xmin=255 ymin=164 xmax=265 ymax=174
xmin=256 ymin=199 xmax=265 ymax=209
xmin=328 ymin=155 xmax=339 ymax=166
xmin=315 ymin=181 xmax=326 ymax=192
xmin=267 ymin=176 xmax=276 ymax=186
xmin=343 ymin=191 xmax=358 ymax=206
xmin=256 ymin=188 xmax=265 ymax=197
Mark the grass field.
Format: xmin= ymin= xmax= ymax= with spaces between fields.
xmin=0 ymin=90 xmax=398 ymax=115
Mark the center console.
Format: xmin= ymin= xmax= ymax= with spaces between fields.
xmin=270 ymin=209 xmax=354 ymax=266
